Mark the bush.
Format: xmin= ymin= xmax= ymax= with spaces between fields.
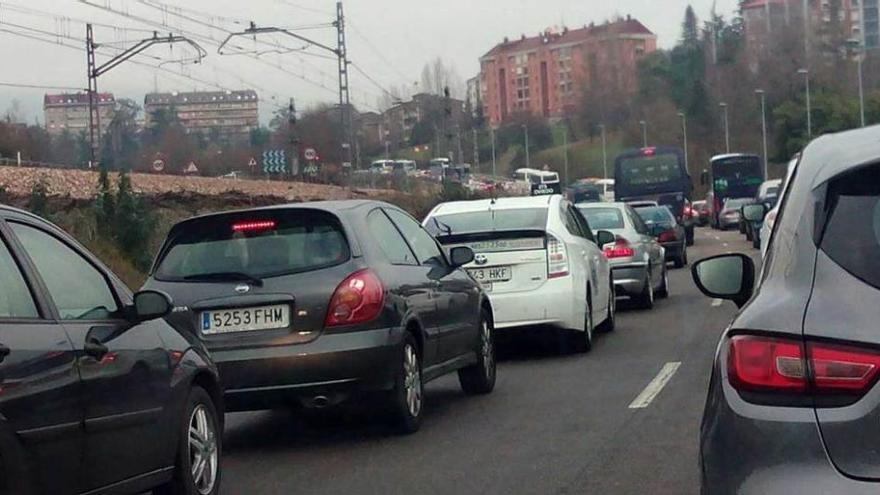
xmin=0 ymin=184 xmax=7 ymax=204
xmin=92 ymin=170 xmax=156 ymax=272
xmin=28 ymin=177 xmax=50 ymax=219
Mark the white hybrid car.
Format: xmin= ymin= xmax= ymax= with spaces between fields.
xmin=423 ymin=195 xmax=614 ymax=352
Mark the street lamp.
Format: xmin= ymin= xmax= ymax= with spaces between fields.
xmin=598 ymin=124 xmax=608 ymax=180
xmin=846 ymin=38 xmax=866 ymax=127
xmin=797 ymin=68 xmax=812 ymax=138
xmin=639 ymin=120 xmax=647 ymax=148
xmin=719 ymin=102 xmax=730 ymax=153
xmin=522 ymin=124 xmax=530 ymax=168
xmin=562 ymin=125 xmax=569 ymax=184
xmin=490 ymin=127 xmax=497 ymax=178
xmin=755 ymin=90 xmax=769 ymax=178
xmin=677 ymin=112 xmax=689 ymax=175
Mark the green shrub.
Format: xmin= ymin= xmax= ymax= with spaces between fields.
xmin=28 ymin=177 xmax=50 ymax=219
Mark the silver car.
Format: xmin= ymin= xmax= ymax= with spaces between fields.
xmin=577 ymin=202 xmax=667 ymax=309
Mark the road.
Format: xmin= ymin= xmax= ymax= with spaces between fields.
xmin=220 ymin=227 xmax=753 ymax=495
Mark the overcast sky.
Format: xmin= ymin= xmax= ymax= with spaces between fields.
xmin=0 ymin=0 xmax=738 ymax=123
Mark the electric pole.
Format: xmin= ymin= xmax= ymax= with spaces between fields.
xmin=288 ymin=97 xmax=299 ymax=178
xmin=336 ymin=1 xmax=353 ymax=169
xmin=473 ymin=128 xmax=480 ymax=172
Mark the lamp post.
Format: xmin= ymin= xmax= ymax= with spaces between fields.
xmin=522 ymin=124 xmax=530 ymax=168
xmin=599 ymin=124 xmax=608 ymax=180
xmin=678 ymin=112 xmax=689 ymax=174
xmin=639 ymin=120 xmax=647 ymax=148
xmin=719 ymin=102 xmax=730 ymax=153
xmin=797 ymin=68 xmax=812 ymax=138
xmin=755 ymin=90 xmax=769 ymax=178
xmin=846 ymin=38 xmax=866 ymax=127
xmin=490 ymin=127 xmax=497 ymax=178
xmin=562 ymin=126 xmax=569 ymax=184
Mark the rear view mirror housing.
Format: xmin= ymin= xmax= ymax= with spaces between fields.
xmin=449 ymin=246 xmax=475 ymax=268
xmin=596 ymin=230 xmax=616 ymax=248
xmin=691 ymin=254 xmax=756 ymax=308
xmin=131 ymin=290 xmax=173 ymax=322
xmin=742 ymin=203 xmax=767 ymax=222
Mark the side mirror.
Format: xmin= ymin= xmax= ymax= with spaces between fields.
xmin=691 ymin=254 xmax=756 ymax=308
xmin=742 ymin=203 xmax=767 ymax=222
xmin=449 ymin=246 xmax=475 ymax=268
xmin=132 ymin=290 xmax=173 ymax=322
xmin=596 ymin=230 xmax=616 ymax=248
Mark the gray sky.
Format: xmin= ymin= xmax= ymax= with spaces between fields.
xmin=0 ymin=0 xmax=738 ymax=123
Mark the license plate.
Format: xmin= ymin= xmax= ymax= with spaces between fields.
xmin=200 ymin=304 xmax=290 ymax=335
xmin=468 ymin=266 xmax=512 ymax=284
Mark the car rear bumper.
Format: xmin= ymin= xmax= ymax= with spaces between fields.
xmin=211 ymin=327 xmax=402 ymax=411
xmin=487 ymin=277 xmax=580 ymax=331
xmin=661 ymin=241 xmax=684 ymax=260
xmin=610 ymin=263 xmax=649 ymax=296
xmin=701 ymin=375 xmax=880 ymax=494
xmin=719 ymin=216 xmax=740 ymax=229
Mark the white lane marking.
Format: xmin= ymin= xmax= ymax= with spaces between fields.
xmin=713 ymin=235 xmax=720 ymax=241
xmin=628 ymin=362 xmax=682 ymax=409
xmin=711 ymin=298 xmax=723 ymax=307
xmin=723 ymin=243 xmax=729 ymax=247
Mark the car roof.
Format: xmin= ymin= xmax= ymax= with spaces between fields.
xmin=710 ymin=153 xmax=760 ymax=161
xmin=799 ymin=125 xmax=880 ymax=187
xmin=575 ymin=202 xmax=627 ymax=210
xmin=429 ymin=195 xmax=556 ymax=216
xmin=170 ymin=199 xmax=390 ymax=226
xmin=0 ymin=203 xmax=51 ymax=222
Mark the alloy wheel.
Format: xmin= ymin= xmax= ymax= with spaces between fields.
xmin=188 ymin=404 xmax=218 ymax=495
xmin=403 ymin=344 xmax=422 ymax=418
xmin=480 ymin=320 xmax=495 ymax=381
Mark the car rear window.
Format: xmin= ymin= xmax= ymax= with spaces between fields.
xmin=154 ymin=210 xmax=350 ymax=280
xmin=424 ymin=208 xmax=548 ymax=236
xmin=820 ymin=165 xmax=880 ymax=289
xmin=577 ymin=207 xmax=625 ymax=230
xmin=634 ymin=206 xmax=675 ymax=225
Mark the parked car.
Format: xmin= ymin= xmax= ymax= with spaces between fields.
xmin=760 ymin=156 xmax=800 ymax=258
xmin=717 ymin=197 xmax=752 ymax=230
xmin=692 ymin=128 xmax=880 ymax=494
xmin=576 ymin=202 xmax=668 ymax=308
xmin=681 ymin=199 xmax=697 ymax=245
xmin=633 ymin=205 xmax=688 ymax=268
xmin=423 ymin=195 xmax=614 ymax=353
xmin=692 ymin=200 xmax=710 ymax=227
xmin=0 ymin=205 xmax=223 ymax=495
xmin=144 ymin=201 xmax=496 ymax=434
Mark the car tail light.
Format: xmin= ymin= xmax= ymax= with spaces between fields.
xmin=546 ymin=234 xmax=569 ymax=279
xmin=683 ymin=205 xmax=693 ymax=217
xmin=643 ymin=147 xmax=656 ymax=156
xmin=658 ymin=230 xmax=677 ymax=243
xmin=728 ymin=335 xmax=880 ymax=397
xmin=325 ymin=269 xmax=385 ymax=327
xmin=231 ymin=220 xmax=277 ymax=233
xmin=603 ymin=236 xmax=635 ymax=259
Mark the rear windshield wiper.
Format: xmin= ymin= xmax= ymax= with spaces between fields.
xmin=182 ymin=272 xmax=264 ymax=287
xmin=431 ymin=216 xmax=453 ymax=236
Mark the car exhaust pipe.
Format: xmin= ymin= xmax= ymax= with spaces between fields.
xmin=312 ymin=395 xmax=330 ymax=408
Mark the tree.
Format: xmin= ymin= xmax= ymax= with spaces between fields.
xmin=682 ymin=6 xmax=700 ymax=49
xmin=114 ymin=170 xmax=154 ymax=270
xmin=419 ymin=57 xmax=464 ymax=97
xmin=101 ymin=98 xmax=141 ymax=170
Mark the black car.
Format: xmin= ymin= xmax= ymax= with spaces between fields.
xmin=0 ymin=205 xmax=222 ymax=495
xmin=692 ymin=128 xmax=880 ymax=493
xmin=633 ymin=205 xmax=688 ymax=268
xmin=144 ymin=200 xmax=496 ymax=433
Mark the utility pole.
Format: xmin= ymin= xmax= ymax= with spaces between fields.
xmin=86 ymin=24 xmax=205 ymax=169
xmin=336 ymin=1 xmax=353 ymax=169
xmin=599 ymin=124 xmax=608 ymax=180
xmin=562 ymin=126 xmax=569 ymax=184
xmin=678 ymin=112 xmax=689 ymax=175
xmin=490 ymin=127 xmax=497 ymax=178
xmin=472 ymin=128 xmax=480 ymax=172
xmin=798 ymin=68 xmax=812 ymax=138
xmin=288 ymin=97 xmax=299 ymax=177
xmin=755 ymin=90 xmax=768 ymax=178
xmin=456 ymin=127 xmax=463 ymax=164
xmin=639 ymin=120 xmax=648 ymax=148
xmin=522 ymin=125 xmax=531 ymax=168
xmin=719 ymin=102 xmax=730 ymax=153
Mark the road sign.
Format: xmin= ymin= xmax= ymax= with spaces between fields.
xmin=183 ymin=161 xmax=199 ymax=174
xmin=248 ymin=157 xmax=257 ymax=169
xmin=152 ymin=159 xmax=165 ymax=172
xmin=262 ymin=149 xmax=287 ymax=174
xmin=304 ymin=148 xmax=317 ymax=161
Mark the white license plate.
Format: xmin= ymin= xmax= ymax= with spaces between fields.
xmin=468 ymin=266 xmax=512 ymax=284
xmin=200 ymin=305 xmax=290 ymax=335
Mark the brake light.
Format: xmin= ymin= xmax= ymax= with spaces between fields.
xmin=658 ymin=230 xmax=677 ymax=243
xmin=603 ymin=236 xmax=635 ymax=259
xmin=546 ymin=234 xmax=569 ymax=279
xmin=683 ymin=205 xmax=693 ymax=217
xmin=643 ymin=147 xmax=656 ymax=156
xmin=232 ymin=220 xmax=277 ymax=233
xmin=728 ymin=335 xmax=880 ymax=397
xmin=325 ymin=269 xmax=385 ymax=327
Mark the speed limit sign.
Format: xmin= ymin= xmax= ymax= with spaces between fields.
xmin=304 ymin=148 xmax=317 ymax=161
xmin=152 ymin=159 xmax=165 ymax=172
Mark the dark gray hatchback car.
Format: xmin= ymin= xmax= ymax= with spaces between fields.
xmin=144 ymin=200 xmax=495 ymax=433
xmin=692 ymin=127 xmax=880 ymax=494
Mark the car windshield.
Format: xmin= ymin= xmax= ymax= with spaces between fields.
xmin=577 ymin=207 xmax=625 ymax=230
xmin=635 ymin=206 xmax=675 ymax=226
xmin=723 ymin=198 xmax=751 ymax=210
xmin=154 ymin=211 xmax=350 ymax=280
xmin=424 ymin=208 xmax=548 ymax=236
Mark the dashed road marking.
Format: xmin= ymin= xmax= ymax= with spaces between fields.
xmin=628 ymin=362 xmax=682 ymax=409
xmin=713 ymin=235 xmax=720 ymax=241
xmin=723 ymin=243 xmax=729 ymax=247
xmin=711 ymin=298 xmax=723 ymax=307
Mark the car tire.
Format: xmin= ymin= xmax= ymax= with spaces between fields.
xmin=635 ymin=272 xmax=655 ymax=309
xmin=753 ymin=235 xmax=760 ymax=250
xmin=656 ymin=266 xmax=669 ymax=299
xmin=155 ymin=386 xmax=221 ymax=495
xmin=739 ymin=222 xmax=746 ymax=234
xmin=686 ymin=227 xmax=695 ymax=246
xmin=571 ymin=295 xmax=593 ymax=353
xmin=458 ymin=309 xmax=496 ymax=395
xmin=388 ymin=333 xmax=423 ymax=434
xmin=674 ymin=247 xmax=687 ymax=268
xmin=597 ymin=283 xmax=616 ymax=332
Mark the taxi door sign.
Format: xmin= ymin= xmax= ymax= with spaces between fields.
xmin=531 ymin=182 xmax=562 ymax=196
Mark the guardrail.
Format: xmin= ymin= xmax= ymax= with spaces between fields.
xmin=0 ymin=157 xmax=80 ymax=169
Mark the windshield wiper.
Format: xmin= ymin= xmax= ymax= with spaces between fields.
xmin=183 ymin=272 xmax=264 ymax=287
xmin=431 ymin=216 xmax=453 ymax=236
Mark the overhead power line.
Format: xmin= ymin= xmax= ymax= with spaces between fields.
xmin=0 ymin=81 xmax=86 ymax=91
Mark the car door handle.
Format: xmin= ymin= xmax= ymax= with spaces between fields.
xmin=0 ymin=343 xmax=9 ymax=363
xmin=84 ymin=338 xmax=109 ymax=360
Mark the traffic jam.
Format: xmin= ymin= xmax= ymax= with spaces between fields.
xmin=1 ymin=127 xmax=880 ymax=494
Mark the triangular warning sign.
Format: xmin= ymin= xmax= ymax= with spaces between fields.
xmin=184 ymin=161 xmax=199 ymax=174
xmin=248 ymin=157 xmax=257 ymax=168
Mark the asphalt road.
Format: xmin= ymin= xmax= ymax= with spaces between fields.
xmin=220 ymin=227 xmax=753 ymax=495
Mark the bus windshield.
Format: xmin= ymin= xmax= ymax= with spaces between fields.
xmin=619 ymin=154 xmax=683 ymax=186
xmin=711 ymin=155 xmax=763 ymax=200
